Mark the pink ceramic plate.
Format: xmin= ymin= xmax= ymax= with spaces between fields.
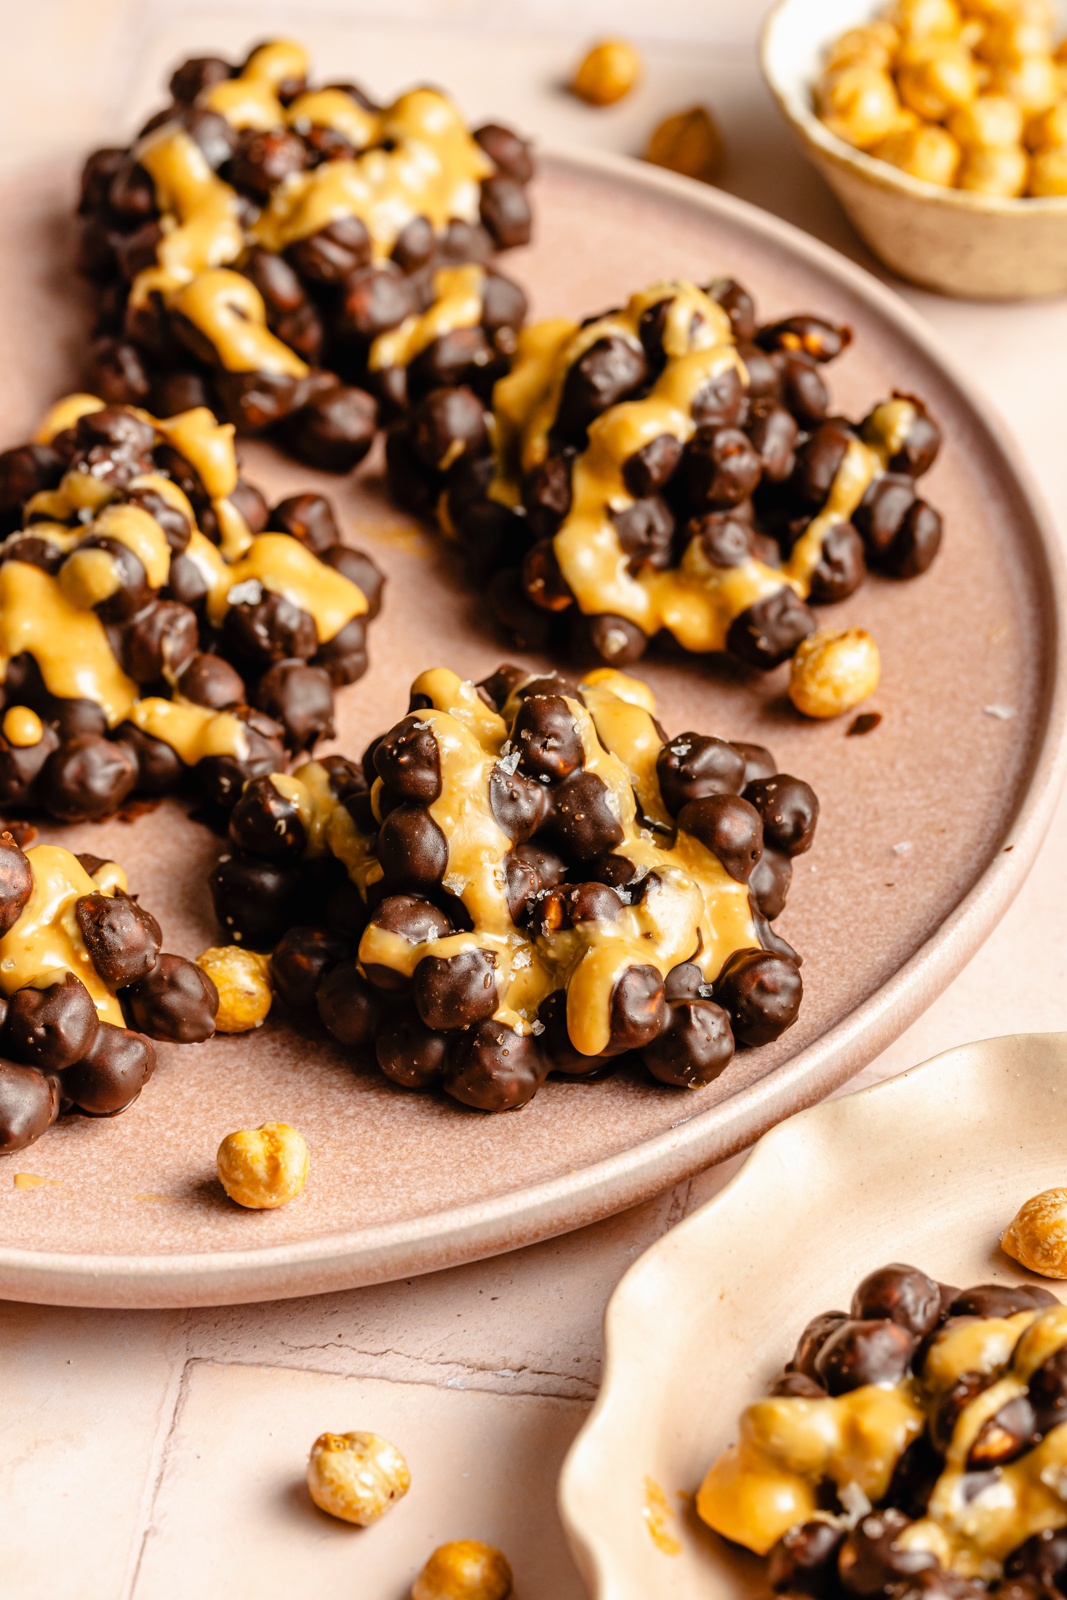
xmin=0 ymin=146 xmax=1062 ymax=1308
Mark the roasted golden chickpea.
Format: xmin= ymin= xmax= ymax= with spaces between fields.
xmin=789 ymin=628 xmax=881 ymax=721
xmin=644 ymin=107 xmax=723 ymax=183
xmin=817 ymin=65 xmax=904 ymax=149
xmin=825 ymin=22 xmax=900 ymax=72
xmin=991 ymin=53 xmax=1060 ymax=114
xmin=217 ymin=1122 xmax=309 ymax=1209
xmin=307 ymin=1431 xmax=411 ymax=1525
xmin=898 ymin=42 xmax=980 ymax=119
xmin=196 ymin=946 xmax=272 ymax=1034
xmin=948 ymin=91 xmax=1025 ymax=146
xmin=412 ymin=1542 xmax=513 ymax=1600
xmin=1002 ymin=1187 xmax=1067 ymax=1277
xmin=892 ymin=0 xmax=963 ymax=41
xmin=872 ymin=122 xmax=963 ymax=184
xmin=975 ymin=14 xmax=1054 ymax=62
xmin=1028 ymin=142 xmax=1067 ymax=192
xmin=1025 ymin=98 xmax=1067 ymax=148
xmin=959 ymin=141 xmax=1029 ymax=191
xmin=570 ymin=39 xmax=642 ymax=106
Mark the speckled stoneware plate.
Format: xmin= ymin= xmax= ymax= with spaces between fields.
xmin=559 ymin=1032 xmax=1067 ymax=1599
xmin=0 ymin=146 xmax=1063 ymax=1308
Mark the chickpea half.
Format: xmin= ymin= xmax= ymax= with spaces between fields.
xmin=789 ymin=628 xmax=882 ymax=720
xmin=570 ymin=39 xmax=642 ymax=106
xmin=307 ymin=1431 xmax=411 ymax=1525
xmin=197 ymin=945 xmax=273 ymax=1034
xmin=1002 ymin=1187 xmax=1067 ymax=1277
xmin=217 ymin=1121 xmax=309 ymax=1209
xmin=644 ymin=106 xmax=724 ymax=183
xmin=412 ymin=1541 xmax=514 ymax=1600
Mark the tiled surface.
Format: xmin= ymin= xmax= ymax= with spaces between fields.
xmin=3 ymin=1 xmax=1067 ymax=1594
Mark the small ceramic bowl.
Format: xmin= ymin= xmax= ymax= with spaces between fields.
xmin=559 ymin=1032 xmax=1067 ymax=1598
xmin=761 ymin=0 xmax=1067 ymax=299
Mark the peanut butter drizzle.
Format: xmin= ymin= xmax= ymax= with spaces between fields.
xmin=0 ymin=396 xmax=369 ymax=758
xmin=267 ymin=668 xmax=759 ymax=1057
xmin=698 ymin=1304 xmax=1067 ymax=1579
xmin=128 ymin=40 xmax=492 ymax=371
xmin=0 ymin=845 xmax=124 ymax=1025
xmin=487 ymin=283 xmax=913 ymax=651
xmin=0 ymin=561 xmax=138 ymax=726
xmin=369 ymin=264 xmax=486 ymax=373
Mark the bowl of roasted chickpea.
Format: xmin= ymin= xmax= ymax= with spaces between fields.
xmin=761 ymin=0 xmax=1067 ymax=298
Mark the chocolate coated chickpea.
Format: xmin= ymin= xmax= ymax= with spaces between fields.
xmin=196 ymin=946 xmax=273 ymax=1033
xmin=306 ymin=1431 xmax=411 ymax=1525
xmin=570 ymin=39 xmax=642 ymax=106
xmin=789 ymin=628 xmax=881 ymax=721
xmin=217 ymin=1121 xmax=309 ymax=1209
xmin=411 ymin=1541 xmax=513 ymax=1600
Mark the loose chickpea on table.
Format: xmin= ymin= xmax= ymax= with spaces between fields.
xmin=569 ymin=39 xmax=643 ymax=105
xmin=412 ymin=1541 xmax=513 ymax=1600
xmin=306 ymin=1431 xmax=411 ymax=1525
xmin=814 ymin=0 xmax=1067 ymax=197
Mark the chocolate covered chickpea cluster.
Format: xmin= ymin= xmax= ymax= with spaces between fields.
xmin=0 ymin=832 xmax=217 ymax=1154
xmin=698 ymin=1264 xmax=1067 ymax=1600
xmin=386 ymin=277 xmax=943 ymax=679
xmin=77 ymin=38 xmax=533 ymax=468
xmin=816 ymin=0 xmax=1067 ymax=198
xmin=0 ymin=393 xmax=382 ymax=823
xmin=210 ymin=662 xmax=819 ymax=1112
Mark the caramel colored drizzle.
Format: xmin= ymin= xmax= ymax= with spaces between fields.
xmin=0 ymin=396 xmax=368 ymax=761
xmin=0 ymin=561 xmax=138 ymax=726
xmin=643 ymin=1476 xmax=683 ymax=1557
xmin=269 ymin=668 xmax=759 ymax=1055
xmin=128 ymin=42 xmax=493 ymax=370
xmin=697 ymin=1305 xmax=1067 ymax=1580
xmin=0 ymin=845 xmax=125 ymax=1025
xmin=369 ymin=264 xmax=486 ymax=373
xmin=488 ymin=282 xmax=910 ymax=650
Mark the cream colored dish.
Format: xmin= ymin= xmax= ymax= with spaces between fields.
xmin=560 ymin=1033 xmax=1067 ymax=1597
xmin=761 ymin=0 xmax=1067 ymax=298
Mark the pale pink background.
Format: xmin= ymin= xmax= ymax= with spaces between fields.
xmin=3 ymin=1 xmax=1067 ymax=1595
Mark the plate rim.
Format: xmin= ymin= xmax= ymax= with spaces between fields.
xmin=1 ymin=143 xmax=1065 ymax=1308
xmin=555 ymin=1030 xmax=1067 ymax=1598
